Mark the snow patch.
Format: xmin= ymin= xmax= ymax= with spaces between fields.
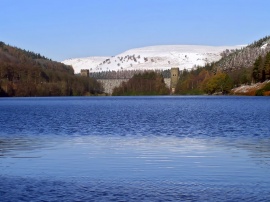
xmin=62 ymin=45 xmax=244 ymax=74
xmin=62 ymin=56 xmax=110 ymax=74
xmin=261 ymin=43 xmax=268 ymax=49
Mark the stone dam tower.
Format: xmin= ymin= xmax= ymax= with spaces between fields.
xmin=170 ymin=67 xmax=179 ymax=94
xmin=81 ymin=69 xmax=90 ymax=77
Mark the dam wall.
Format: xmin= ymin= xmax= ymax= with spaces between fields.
xmin=97 ymin=79 xmax=129 ymax=95
xmin=98 ymin=78 xmax=171 ymax=95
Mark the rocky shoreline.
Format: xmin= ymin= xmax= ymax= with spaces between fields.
xmin=231 ymin=80 xmax=270 ymax=96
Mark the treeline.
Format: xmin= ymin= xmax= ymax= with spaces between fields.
xmin=112 ymin=71 xmax=169 ymax=96
xmin=0 ymin=41 xmax=47 ymax=60
xmin=252 ymin=52 xmax=270 ymax=82
xmin=0 ymin=42 xmax=103 ymax=96
xmin=90 ymin=69 xmax=171 ymax=79
xmin=248 ymin=36 xmax=270 ymax=48
xmin=175 ymin=64 xmax=232 ymax=95
xmin=217 ymin=36 xmax=270 ymax=71
xmin=175 ymin=62 xmax=254 ymax=95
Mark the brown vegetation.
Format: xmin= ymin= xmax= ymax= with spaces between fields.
xmin=112 ymin=71 xmax=169 ymax=96
xmin=231 ymin=81 xmax=270 ymax=96
xmin=0 ymin=42 xmax=103 ymax=96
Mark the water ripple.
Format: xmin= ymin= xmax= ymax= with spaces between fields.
xmin=0 ymin=96 xmax=270 ymax=201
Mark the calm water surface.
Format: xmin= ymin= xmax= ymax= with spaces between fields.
xmin=0 ymin=96 xmax=270 ymax=201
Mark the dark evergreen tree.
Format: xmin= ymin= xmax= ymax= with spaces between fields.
xmin=252 ymin=56 xmax=263 ymax=82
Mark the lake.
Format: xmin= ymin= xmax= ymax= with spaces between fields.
xmin=0 ymin=96 xmax=270 ymax=201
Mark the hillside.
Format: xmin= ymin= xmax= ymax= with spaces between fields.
xmin=62 ymin=56 xmax=109 ymax=74
xmin=0 ymin=41 xmax=74 ymax=74
xmin=62 ymin=45 xmax=243 ymax=74
xmin=174 ymin=36 xmax=270 ymax=95
xmin=217 ymin=36 xmax=270 ymax=71
xmin=0 ymin=42 xmax=103 ymax=96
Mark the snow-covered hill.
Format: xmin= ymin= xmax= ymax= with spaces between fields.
xmin=62 ymin=56 xmax=109 ymax=74
xmin=62 ymin=45 xmax=244 ymax=74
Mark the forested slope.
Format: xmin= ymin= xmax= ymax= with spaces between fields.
xmin=175 ymin=36 xmax=270 ymax=95
xmin=0 ymin=42 xmax=103 ymax=96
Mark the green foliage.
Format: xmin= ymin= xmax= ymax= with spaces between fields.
xmin=175 ymin=64 xmax=235 ymax=95
xmin=112 ymin=71 xmax=169 ymax=96
xmin=0 ymin=42 xmax=103 ymax=96
xmin=263 ymin=82 xmax=270 ymax=91
xmin=175 ymin=65 xmax=215 ymax=95
xmin=202 ymin=72 xmax=233 ymax=94
xmin=252 ymin=56 xmax=263 ymax=82
xmin=255 ymin=82 xmax=270 ymax=96
xmin=252 ymin=52 xmax=270 ymax=82
xmin=227 ymin=67 xmax=252 ymax=86
xmin=255 ymin=89 xmax=264 ymax=96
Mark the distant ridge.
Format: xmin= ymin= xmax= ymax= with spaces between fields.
xmin=62 ymin=45 xmax=244 ymax=74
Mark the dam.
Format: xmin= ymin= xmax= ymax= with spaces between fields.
xmin=82 ymin=68 xmax=179 ymax=95
xmin=97 ymin=78 xmax=172 ymax=95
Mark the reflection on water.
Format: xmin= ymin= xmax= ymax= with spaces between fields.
xmin=1 ymin=135 xmax=270 ymax=201
xmin=0 ymin=96 xmax=270 ymax=201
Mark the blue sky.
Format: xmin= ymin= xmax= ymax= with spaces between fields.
xmin=1 ymin=0 xmax=270 ymax=61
